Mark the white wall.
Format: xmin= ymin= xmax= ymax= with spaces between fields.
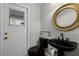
xmin=28 ymin=4 xmax=41 ymax=49
xmin=21 ymin=3 xmax=41 ymax=49
xmin=40 ymin=3 xmax=79 ymax=56
xmin=0 ymin=4 xmax=1 ymax=55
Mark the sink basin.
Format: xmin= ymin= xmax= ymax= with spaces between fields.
xmin=48 ymin=39 xmax=77 ymax=51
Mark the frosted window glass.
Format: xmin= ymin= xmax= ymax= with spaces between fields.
xmin=9 ymin=9 xmax=25 ymax=26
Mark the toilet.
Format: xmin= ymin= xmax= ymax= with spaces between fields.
xmin=28 ymin=37 xmax=48 ymax=56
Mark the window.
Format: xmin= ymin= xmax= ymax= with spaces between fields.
xmin=9 ymin=9 xmax=25 ymax=26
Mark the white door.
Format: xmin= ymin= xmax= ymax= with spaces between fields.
xmin=2 ymin=4 xmax=28 ymax=56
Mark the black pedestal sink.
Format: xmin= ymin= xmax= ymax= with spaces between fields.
xmin=48 ymin=39 xmax=77 ymax=56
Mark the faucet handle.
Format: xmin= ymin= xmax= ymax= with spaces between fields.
xmin=66 ymin=38 xmax=70 ymax=41
xmin=57 ymin=36 xmax=60 ymax=40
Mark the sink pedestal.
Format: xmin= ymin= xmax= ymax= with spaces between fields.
xmin=58 ymin=48 xmax=65 ymax=56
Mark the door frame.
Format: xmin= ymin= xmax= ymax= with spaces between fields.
xmin=0 ymin=3 xmax=29 ymax=56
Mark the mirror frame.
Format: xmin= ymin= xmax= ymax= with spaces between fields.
xmin=52 ymin=3 xmax=79 ymax=31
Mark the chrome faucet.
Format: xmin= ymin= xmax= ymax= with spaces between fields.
xmin=60 ymin=33 xmax=64 ymax=40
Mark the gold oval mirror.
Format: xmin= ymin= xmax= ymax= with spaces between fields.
xmin=52 ymin=3 xmax=79 ymax=31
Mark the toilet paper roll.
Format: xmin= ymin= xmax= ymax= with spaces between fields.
xmin=50 ymin=48 xmax=55 ymax=56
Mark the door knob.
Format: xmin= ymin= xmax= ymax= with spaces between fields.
xmin=4 ymin=32 xmax=8 ymax=35
xmin=4 ymin=37 xmax=8 ymax=40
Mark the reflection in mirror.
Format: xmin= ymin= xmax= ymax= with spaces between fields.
xmin=56 ymin=8 xmax=77 ymax=27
